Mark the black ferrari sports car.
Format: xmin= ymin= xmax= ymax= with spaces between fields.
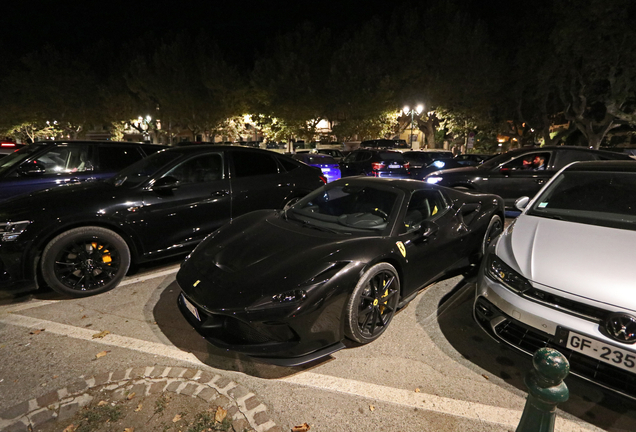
xmin=177 ymin=177 xmax=504 ymax=365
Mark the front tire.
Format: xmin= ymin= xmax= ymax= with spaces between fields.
xmin=345 ymin=263 xmax=400 ymax=344
xmin=41 ymin=226 xmax=131 ymax=297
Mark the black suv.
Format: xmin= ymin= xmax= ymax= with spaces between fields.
xmin=0 ymin=146 xmax=325 ymax=297
xmin=0 ymin=140 xmax=166 ymax=202
xmin=424 ymin=146 xmax=634 ymax=207
xmin=339 ymin=149 xmax=411 ymax=178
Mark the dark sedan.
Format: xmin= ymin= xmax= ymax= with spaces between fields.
xmin=424 ymin=146 xmax=633 ymax=207
xmin=339 ymin=149 xmax=411 ymax=179
xmin=177 ymin=177 xmax=504 ymax=365
xmin=0 ymin=146 xmax=325 ymax=297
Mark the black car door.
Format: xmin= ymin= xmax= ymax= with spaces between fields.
xmin=482 ymin=151 xmax=554 ymax=205
xmin=398 ymin=190 xmax=462 ymax=296
xmin=228 ymin=149 xmax=294 ymax=215
xmin=134 ymin=151 xmax=231 ymax=257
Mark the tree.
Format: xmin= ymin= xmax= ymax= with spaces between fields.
xmin=549 ymin=0 xmax=636 ymax=149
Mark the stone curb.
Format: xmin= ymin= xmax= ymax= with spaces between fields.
xmin=0 ymin=366 xmax=282 ymax=432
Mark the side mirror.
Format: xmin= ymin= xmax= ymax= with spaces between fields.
xmin=151 ymin=175 xmax=180 ymax=191
xmin=18 ymin=161 xmax=46 ymax=176
xmin=515 ymin=196 xmax=530 ymax=211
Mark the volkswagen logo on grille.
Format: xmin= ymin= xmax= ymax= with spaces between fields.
xmin=605 ymin=313 xmax=636 ymax=344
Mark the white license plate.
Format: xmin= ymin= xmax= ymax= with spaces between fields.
xmin=182 ymin=295 xmax=201 ymax=321
xmin=388 ymin=164 xmax=401 ymax=169
xmin=565 ymin=330 xmax=636 ymax=373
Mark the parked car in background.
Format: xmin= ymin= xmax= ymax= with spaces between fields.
xmin=339 ymin=149 xmax=411 ymax=179
xmin=424 ymin=146 xmax=633 ymax=207
xmin=454 ymin=153 xmax=492 ymax=166
xmin=177 ymin=177 xmax=504 ymax=365
xmin=0 ymin=146 xmax=326 ymax=297
xmin=360 ymin=139 xmax=409 ymax=150
xmin=403 ymin=151 xmax=463 ymax=180
xmin=291 ymin=153 xmax=341 ymax=182
xmin=475 ymin=160 xmax=636 ymax=398
xmin=0 ymin=141 xmax=25 ymax=159
xmin=0 ymin=140 xmax=166 ymax=202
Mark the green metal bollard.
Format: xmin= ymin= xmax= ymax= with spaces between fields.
xmin=516 ymin=347 xmax=570 ymax=432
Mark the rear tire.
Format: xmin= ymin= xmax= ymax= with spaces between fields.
xmin=41 ymin=226 xmax=131 ymax=297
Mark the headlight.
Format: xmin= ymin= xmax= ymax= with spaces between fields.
xmin=426 ymin=176 xmax=443 ymax=184
xmin=1 ymin=220 xmax=31 ymax=242
xmin=485 ymin=254 xmax=532 ymax=293
xmin=248 ymin=289 xmax=308 ymax=311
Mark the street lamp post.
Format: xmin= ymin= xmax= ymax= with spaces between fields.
xmin=403 ymin=105 xmax=424 ymax=149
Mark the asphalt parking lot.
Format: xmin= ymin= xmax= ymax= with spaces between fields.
xmin=1 ymin=257 xmax=634 ymax=431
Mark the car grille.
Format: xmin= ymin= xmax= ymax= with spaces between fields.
xmin=522 ymin=288 xmax=610 ymax=324
xmin=475 ymin=297 xmax=636 ymax=398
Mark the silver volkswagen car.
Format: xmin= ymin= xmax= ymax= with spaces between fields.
xmin=474 ymin=160 xmax=636 ymax=398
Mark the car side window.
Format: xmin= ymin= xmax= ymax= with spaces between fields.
xmin=553 ymin=150 xmax=598 ymax=168
xmin=30 ymin=145 xmax=91 ymax=174
xmin=403 ymin=190 xmax=448 ymax=231
xmin=277 ymin=157 xmax=300 ymax=172
xmin=98 ymin=146 xmax=144 ymax=172
xmin=503 ymin=152 xmax=551 ymax=171
xmin=163 ymin=153 xmax=224 ymax=185
xmin=358 ymin=151 xmax=372 ymax=162
xmin=232 ymin=151 xmax=279 ymax=177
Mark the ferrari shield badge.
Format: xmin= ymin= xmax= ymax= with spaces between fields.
xmin=396 ymin=241 xmax=406 ymax=258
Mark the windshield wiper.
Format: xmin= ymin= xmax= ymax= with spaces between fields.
xmin=297 ymin=219 xmax=347 ymax=234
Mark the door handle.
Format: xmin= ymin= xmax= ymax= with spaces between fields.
xmin=535 ymin=179 xmax=546 ymax=185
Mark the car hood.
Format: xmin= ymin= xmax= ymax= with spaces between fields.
xmin=497 ymin=215 xmax=636 ymax=309
xmin=178 ymin=211 xmax=376 ymax=310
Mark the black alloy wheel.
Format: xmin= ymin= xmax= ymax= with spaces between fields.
xmin=345 ymin=262 xmax=400 ymax=344
xmin=41 ymin=226 xmax=131 ymax=297
xmin=481 ymin=214 xmax=503 ymax=257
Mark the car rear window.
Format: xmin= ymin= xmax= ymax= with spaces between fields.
xmin=378 ymin=152 xmax=405 ymax=162
xmin=232 ymin=151 xmax=279 ymax=177
xmin=306 ymin=155 xmax=336 ymax=165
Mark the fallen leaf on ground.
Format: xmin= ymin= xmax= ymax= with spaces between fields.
xmin=97 ymin=401 xmax=108 ymax=406
xmin=62 ymin=424 xmax=77 ymax=432
xmin=482 ymin=374 xmax=489 ymax=380
xmin=127 ymin=392 xmax=136 ymax=400
xmin=124 ymin=428 xmax=134 ymax=432
xmin=291 ymin=423 xmax=310 ymax=432
xmin=95 ymin=351 xmax=109 ymax=359
xmin=29 ymin=329 xmax=45 ymax=335
xmin=92 ymin=330 xmax=111 ymax=339
xmin=172 ymin=414 xmax=182 ymax=423
xmin=214 ymin=406 xmax=227 ymax=423
xmin=415 ymin=388 xmax=420 ymax=393
xmin=81 ymin=315 xmax=88 ymax=319
xmin=53 ymin=375 xmax=59 ymax=379
xmin=369 ymin=405 xmax=375 ymax=411
xmin=134 ymin=403 xmax=143 ymax=412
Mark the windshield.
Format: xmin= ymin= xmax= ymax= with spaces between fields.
xmin=0 ymin=144 xmax=48 ymax=176
xmin=527 ymin=170 xmax=636 ymax=231
xmin=288 ymin=183 xmax=399 ymax=234
xmin=107 ymin=150 xmax=181 ymax=187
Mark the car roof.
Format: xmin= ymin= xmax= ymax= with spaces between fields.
xmin=565 ymin=160 xmax=636 ymax=172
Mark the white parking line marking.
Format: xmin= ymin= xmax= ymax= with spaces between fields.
xmin=119 ymin=266 xmax=180 ymax=286
xmin=0 ymin=313 xmax=602 ymax=432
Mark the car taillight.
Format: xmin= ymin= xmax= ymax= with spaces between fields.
xmin=403 ymin=162 xmax=410 ymax=169
xmin=319 ymin=174 xmax=327 ymax=184
xmin=371 ymin=162 xmax=385 ymax=170
xmin=1 ymin=143 xmax=16 ymax=147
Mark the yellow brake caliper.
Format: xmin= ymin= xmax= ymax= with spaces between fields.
xmin=93 ymin=242 xmax=112 ymax=264
xmin=379 ymin=279 xmax=389 ymax=314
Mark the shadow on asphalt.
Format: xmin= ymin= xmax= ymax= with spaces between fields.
xmin=151 ymin=280 xmax=332 ymax=380
xmin=433 ymin=278 xmax=636 ymax=432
